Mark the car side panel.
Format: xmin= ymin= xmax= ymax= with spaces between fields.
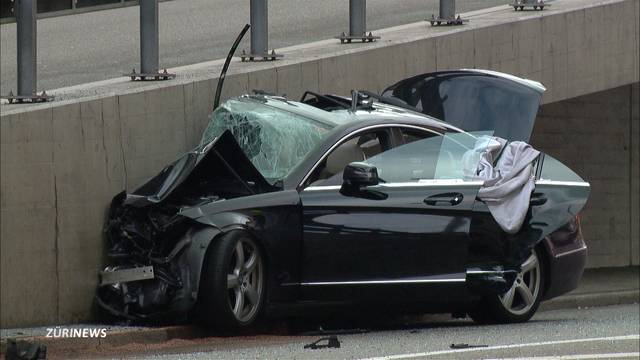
xmin=182 ymin=190 xmax=303 ymax=303
xmin=299 ymin=182 xmax=480 ymax=302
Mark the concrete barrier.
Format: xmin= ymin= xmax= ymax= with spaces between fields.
xmin=532 ymin=83 xmax=640 ymax=267
xmin=1 ymin=0 xmax=638 ymax=327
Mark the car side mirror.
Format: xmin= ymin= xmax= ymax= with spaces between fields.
xmin=343 ymin=162 xmax=379 ymax=188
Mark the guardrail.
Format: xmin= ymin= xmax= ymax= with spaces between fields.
xmin=0 ymin=0 xmax=146 ymax=23
xmin=0 ymin=0 xmax=502 ymax=104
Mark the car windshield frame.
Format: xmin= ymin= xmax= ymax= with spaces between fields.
xmin=199 ymin=97 xmax=338 ymax=184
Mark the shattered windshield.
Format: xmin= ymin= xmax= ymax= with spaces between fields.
xmin=200 ymin=98 xmax=334 ymax=183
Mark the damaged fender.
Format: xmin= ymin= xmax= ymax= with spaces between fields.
xmin=96 ymin=131 xmax=293 ymax=321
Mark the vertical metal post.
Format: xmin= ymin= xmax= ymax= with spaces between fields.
xmin=2 ymin=0 xmax=53 ymax=103
xmin=250 ymin=0 xmax=268 ymax=56
xmin=337 ymin=0 xmax=379 ymax=44
xmin=241 ymin=0 xmax=281 ymax=61
xmin=140 ymin=0 xmax=159 ymax=75
xmin=127 ymin=0 xmax=174 ymax=79
xmin=439 ymin=0 xmax=455 ymax=20
xmin=429 ymin=0 xmax=467 ymax=26
xmin=16 ymin=0 xmax=36 ymax=96
xmin=349 ymin=0 xmax=366 ymax=37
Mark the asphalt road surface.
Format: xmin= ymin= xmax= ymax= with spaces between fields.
xmin=66 ymin=303 xmax=639 ymax=359
xmin=0 ymin=0 xmax=507 ymax=94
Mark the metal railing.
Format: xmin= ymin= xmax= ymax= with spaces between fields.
xmin=0 ymin=0 xmax=145 ymax=24
xmin=1 ymin=0 xmax=480 ymax=104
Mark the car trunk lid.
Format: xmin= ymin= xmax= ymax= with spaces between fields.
xmin=382 ymin=70 xmax=545 ymax=142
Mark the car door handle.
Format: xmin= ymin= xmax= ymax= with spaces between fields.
xmin=424 ymin=192 xmax=464 ymax=206
xmin=530 ymin=192 xmax=547 ymax=206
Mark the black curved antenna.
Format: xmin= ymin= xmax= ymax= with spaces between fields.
xmin=213 ymin=24 xmax=251 ymax=111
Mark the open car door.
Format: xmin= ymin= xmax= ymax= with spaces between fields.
xmin=468 ymin=150 xmax=590 ymax=276
xmin=299 ymin=129 xmax=495 ymax=302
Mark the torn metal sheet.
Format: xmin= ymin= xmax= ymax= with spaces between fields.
xmin=100 ymin=266 xmax=155 ymax=286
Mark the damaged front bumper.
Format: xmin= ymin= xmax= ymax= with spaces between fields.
xmin=100 ymin=266 xmax=155 ymax=286
xmin=95 ymin=131 xmax=274 ymax=322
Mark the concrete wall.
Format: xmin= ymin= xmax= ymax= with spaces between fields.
xmin=1 ymin=0 xmax=638 ymax=327
xmin=532 ymin=83 xmax=640 ymax=268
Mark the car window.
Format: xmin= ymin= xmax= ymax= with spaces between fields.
xmin=306 ymin=130 xmax=390 ymax=186
xmin=368 ymin=130 xmax=444 ymax=183
xmin=365 ymin=130 xmax=494 ymax=183
xmin=539 ymin=155 xmax=584 ymax=182
xmin=305 ymin=128 xmax=493 ymax=187
xmin=401 ymin=129 xmax=432 ymax=145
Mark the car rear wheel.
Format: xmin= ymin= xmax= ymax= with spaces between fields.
xmin=470 ymin=249 xmax=545 ymax=324
xmin=197 ymin=231 xmax=265 ymax=330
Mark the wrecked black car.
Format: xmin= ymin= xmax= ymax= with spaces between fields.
xmin=97 ymin=70 xmax=590 ymax=330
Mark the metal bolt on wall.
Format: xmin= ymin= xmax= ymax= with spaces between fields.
xmin=336 ymin=0 xmax=380 ymax=43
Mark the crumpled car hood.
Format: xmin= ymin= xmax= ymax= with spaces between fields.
xmin=124 ymin=130 xmax=274 ymax=208
xmin=97 ymin=130 xmax=277 ymax=321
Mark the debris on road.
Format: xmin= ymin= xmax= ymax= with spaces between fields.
xmin=304 ymin=336 xmax=341 ymax=350
xmin=450 ymin=343 xmax=489 ymax=349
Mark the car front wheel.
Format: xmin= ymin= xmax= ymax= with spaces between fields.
xmin=197 ymin=231 xmax=266 ymax=330
xmin=470 ymin=249 xmax=545 ymax=324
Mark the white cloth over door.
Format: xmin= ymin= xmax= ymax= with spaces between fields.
xmin=465 ymin=137 xmax=540 ymax=234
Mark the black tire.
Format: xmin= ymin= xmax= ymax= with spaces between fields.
xmin=470 ymin=248 xmax=545 ymax=324
xmin=196 ymin=231 xmax=266 ymax=331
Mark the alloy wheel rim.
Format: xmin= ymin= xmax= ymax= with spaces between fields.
xmin=226 ymin=239 xmax=263 ymax=322
xmin=499 ymin=251 xmax=541 ymax=316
